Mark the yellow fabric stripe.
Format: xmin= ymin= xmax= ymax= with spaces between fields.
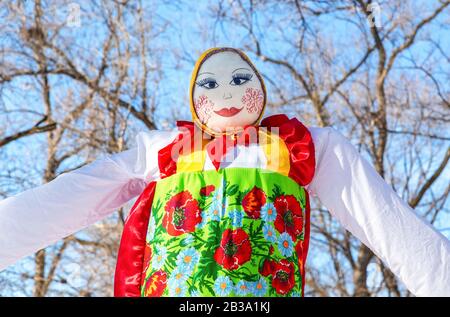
xmin=259 ymin=130 xmax=290 ymax=176
xmin=176 ymin=131 xmax=290 ymax=175
xmin=176 ymin=146 xmax=207 ymax=173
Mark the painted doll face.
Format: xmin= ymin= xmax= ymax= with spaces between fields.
xmin=192 ymin=51 xmax=265 ymax=134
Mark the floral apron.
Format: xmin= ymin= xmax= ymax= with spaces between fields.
xmin=114 ymin=114 xmax=315 ymax=297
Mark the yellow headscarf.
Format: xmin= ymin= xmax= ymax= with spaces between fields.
xmin=189 ymin=47 xmax=267 ymax=137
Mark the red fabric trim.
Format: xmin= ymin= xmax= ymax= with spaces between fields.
xmin=114 ymin=181 xmax=157 ymax=297
xmin=161 ymin=115 xmax=315 ymax=185
xmin=261 ymin=114 xmax=316 ymax=186
xmin=262 ymin=114 xmax=315 ymax=296
xmin=176 ymin=120 xmax=194 ymax=128
xmin=301 ymin=191 xmax=311 ymax=297
xmin=158 ymin=123 xmax=196 ymax=179
xmin=159 ymin=122 xmax=260 ymax=174
xmin=293 ymin=190 xmax=311 ymax=297
xmin=158 ymin=140 xmax=178 ymax=179
xmin=205 ymin=125 xmax=259 ymax=171
xmin=260 ymin=113 xmax=289 ymax=127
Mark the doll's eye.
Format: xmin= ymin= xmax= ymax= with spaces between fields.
xmin=230 ymin=73 xmax=253 ymax=86
xmin=197 ymin=78 xmax=219 ymax=89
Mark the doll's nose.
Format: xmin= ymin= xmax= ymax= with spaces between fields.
xmin=223 ymin=92 xmax=232 ymax=99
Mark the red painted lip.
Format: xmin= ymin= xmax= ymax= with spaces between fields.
xmin=214 ymin=107 xmax=243 ymax=117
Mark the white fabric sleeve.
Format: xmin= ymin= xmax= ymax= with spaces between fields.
xmin=306 ymin=126 xmax=450 ymax=297
xmin=0 ymin=130 xmax=178 ymax=271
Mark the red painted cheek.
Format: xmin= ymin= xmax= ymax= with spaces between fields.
xmin=241 ymin=88 xmax=264 ymax=114
xmin=194 ymin=95 xmax=214 ymax=124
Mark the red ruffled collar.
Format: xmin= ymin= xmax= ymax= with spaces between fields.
xmin=158 ymin=114 xmax=315 ymax=186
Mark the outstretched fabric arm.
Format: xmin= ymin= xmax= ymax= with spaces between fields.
xmin=306 ymin=127 xmax=450 ymax=296
xmin=0 ymin=130 xmax=177 ymax=271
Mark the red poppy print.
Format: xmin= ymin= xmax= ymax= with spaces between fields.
xmin=295 ymin=240 xmax=303 ymax=265
xmin=200 ymin=185 xmax=216 ymax=197
xmin=163 ymin=191 xmax=202 ymax=236
xmin=241 ymin=88 xmax=264 ymax=113
xmin=274 ymin=195 xmax=303 ymax=241
xmin=214 ymin=228 xmax=252 ymax=270
xmin=272 ymin=259 xmax=296 ymax=295
xmin=259 ymin=258 xmax=276 ymax=277
xmin=144 ymin=270 xmax=167 ymax=297
xmin=242 ymin=186 xmax=266 ymax=219
xmin=141 ymin=243 xmax=152 ymax=283
xmin=194 ymin=95 xmax=214 ymax=124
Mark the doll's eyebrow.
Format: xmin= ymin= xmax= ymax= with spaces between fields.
xmin=198 ymin=72 xmax=215 ymax=76
xmin=232 ymin=67 xmax=251 ymax=73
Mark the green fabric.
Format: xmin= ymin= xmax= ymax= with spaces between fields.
xmin=141 ymin=167 xmax=307 ymax=297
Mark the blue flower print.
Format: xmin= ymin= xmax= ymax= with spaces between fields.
xmin=261 ymin=202 xmax=276 ymax=222
xmin=146 ymin=216 xmax=156 ymax=243
xmin=176 ymin=247 xmax=200 ymax=273
xmin=235 ymin=280 xmax=251 ymax=296
xmin=190 ymin=290 xmax=201 ymax=297
xmin=214 ymin=276 xmax=233 ymax=296
xmin=168 ymin=280 xmax=188 ymax=297
xmin=168 ymin=266 xmax=189 ymax=291
xmin=208 ymin=199 xmax=226 ymax=221
xmin=183 ymin=234 xmax=195 ymax=246
xmin=196 ymin=210 xmax=209 ymax=229
xmin=278 ymin=232 xmax=294 ymax=257
xmin=251 ymin=278 xmax=268 ymax=297
xmin=151 ymin=245 xmax=167 ymax=270
xmin=263 ymin=223 xmax=277 ymax=243
xmin=228 ymin=210 xmax=243 ymax=227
